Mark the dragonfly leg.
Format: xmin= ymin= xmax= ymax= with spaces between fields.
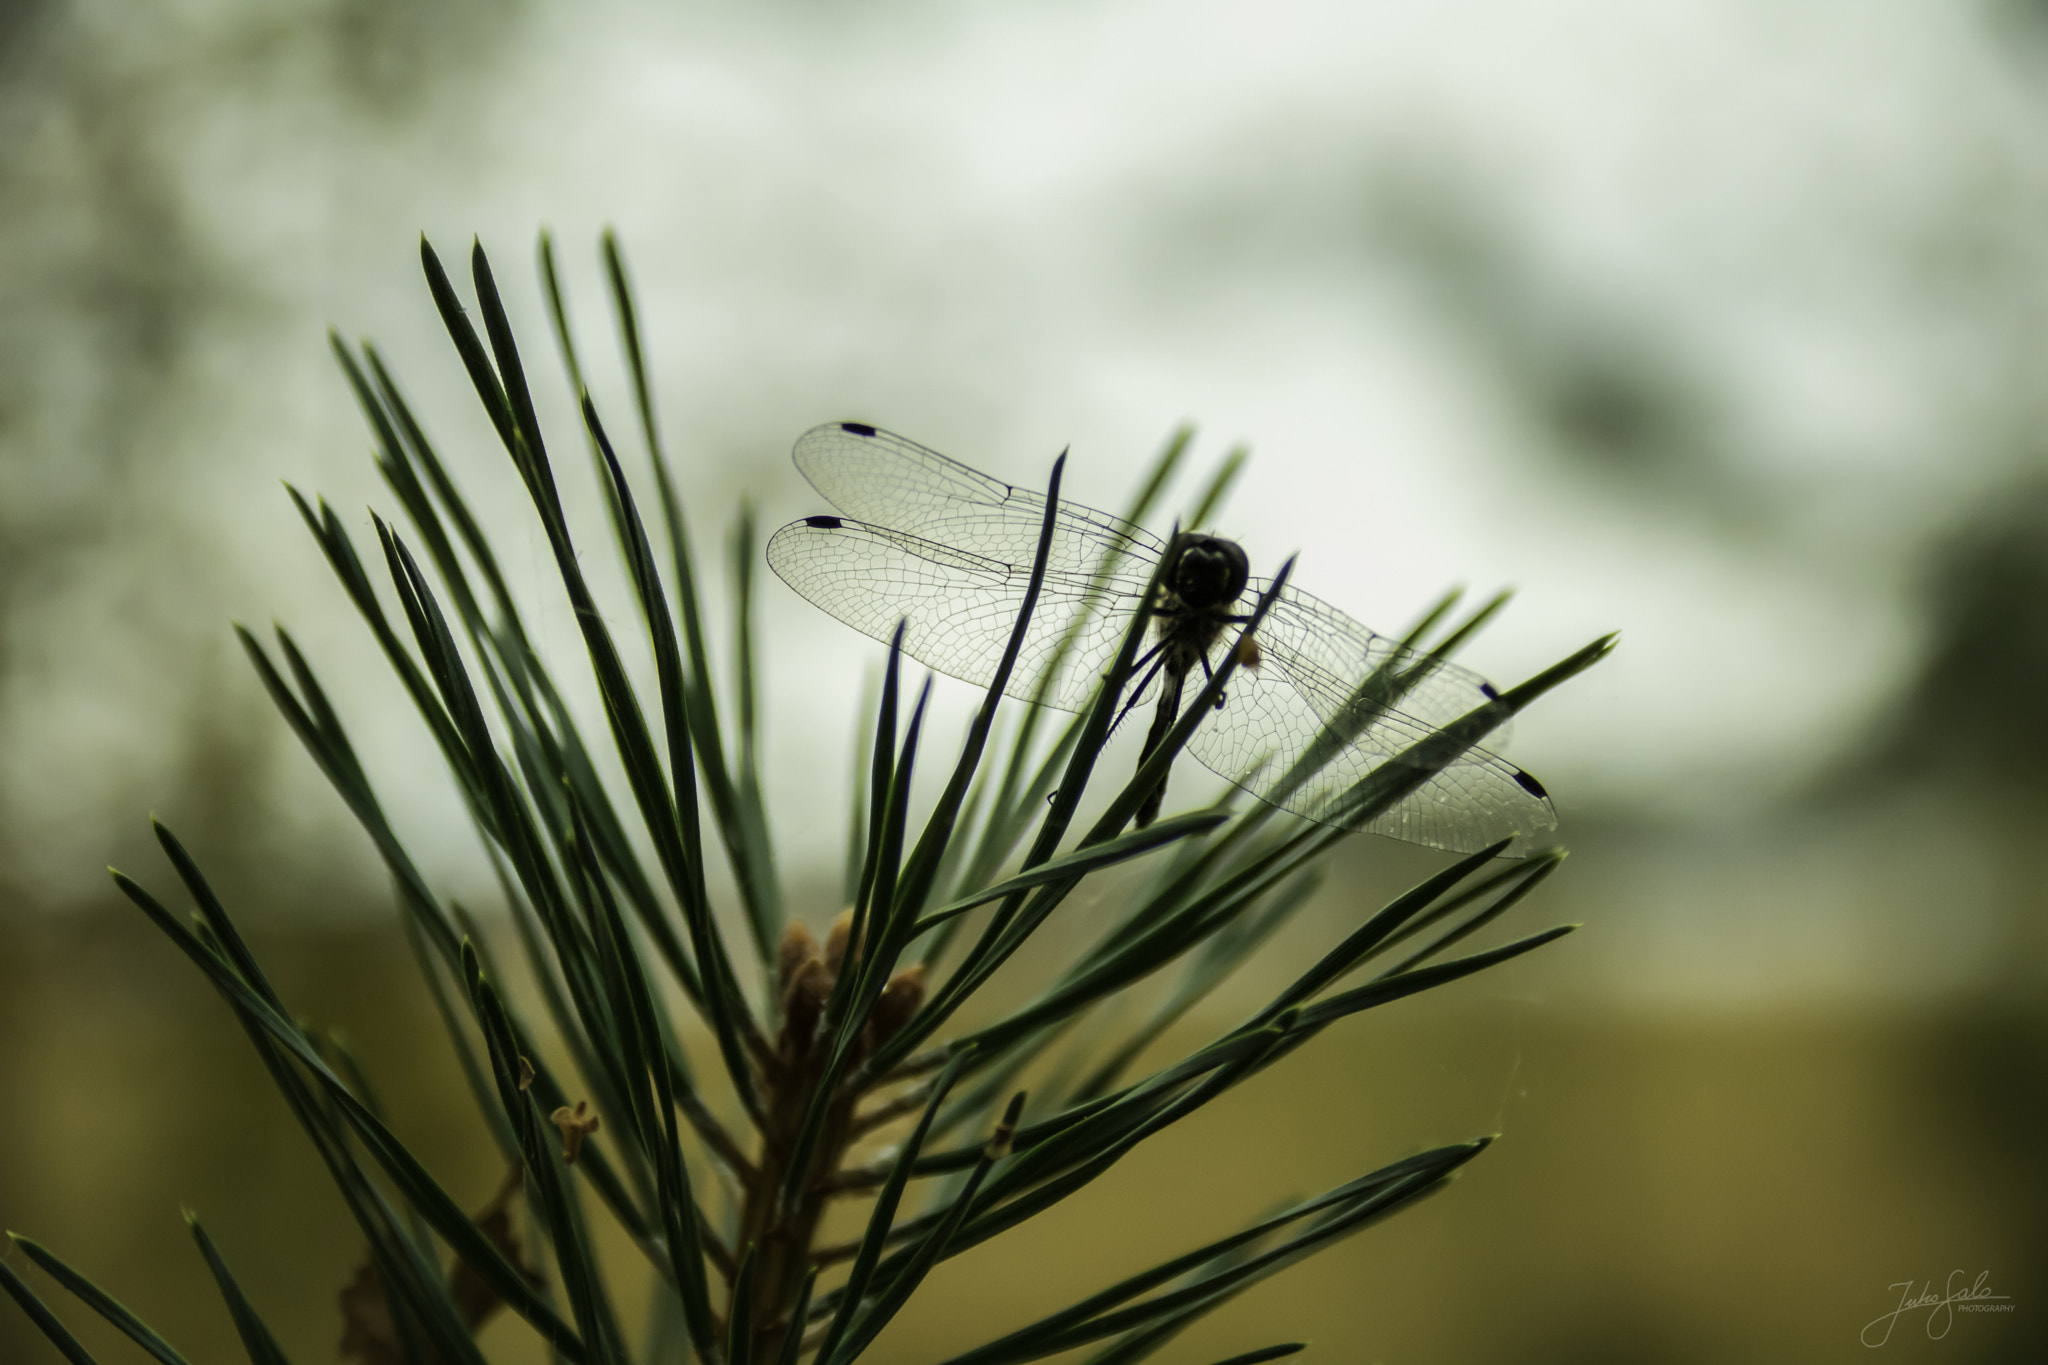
xmin=1195 ymin=651 xmax=1227 ymax=710
xmin=1107 ymin=649 xmax=1170 ymax=741
xmin=1129 ymin=635 xmax=1168 ymax=673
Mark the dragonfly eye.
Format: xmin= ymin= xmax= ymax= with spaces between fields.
xmin=1169 ymin=535 xmax=1250 ymax=609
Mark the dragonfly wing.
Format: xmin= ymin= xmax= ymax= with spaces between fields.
xmin=792 ymin=422 xmax=1170 ymax=580
xmin=1254 ymin=580 xmax=1516 ymax=748
xmin=765 ymin=514 xmax=1147 ymax=711
xmin=1180 ymin=610 xmax=1555 ymax=852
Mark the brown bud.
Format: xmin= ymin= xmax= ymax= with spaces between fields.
xmin=515 ymin=1056 xmax=535 ymax=1091
xmin=781 ymin=956 xmax=831 ymax=1052
xmin=824 ymin=908 xmax=860 ymax=975
xmin=549 ymin=1102 xmax=599 ymax=1164
xmin=866 ymin=964 xmax=927 ymax=1048
xmin=777 ymin=920 xmax=821 ymax=994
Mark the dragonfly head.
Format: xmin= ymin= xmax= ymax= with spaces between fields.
xmin=1167 ymin=534 xmax=1251 ymax=610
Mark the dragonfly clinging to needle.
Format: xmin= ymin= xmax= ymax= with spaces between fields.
xmin=765 ymin=421 xmax=1553 ymax=854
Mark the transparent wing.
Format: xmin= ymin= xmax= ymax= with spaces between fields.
xmin=792 ymin=421 xmax=1169 ymax=578
xmin=764 ymin=515 xmax=1150 ymax=711
xmin=1175 ymin=609 xmax=1555 ymax=852
xmin=1259 ymin=582 xmax=1513 ymax=745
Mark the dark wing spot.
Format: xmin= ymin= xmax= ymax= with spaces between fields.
xmin=804 ymin=515 xmax=844 ymax=529
xmin=1513 ymin=768 xmax=1548 ymax=799
xmin=1481 ymin=682 xmax=1500 ymax=700
xmin=841 ymin=421 xmax=879 ymax=437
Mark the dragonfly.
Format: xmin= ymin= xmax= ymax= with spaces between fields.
xmin=765 ymin=421 xmax=1553 ymax=854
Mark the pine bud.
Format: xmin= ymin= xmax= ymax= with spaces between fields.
xmin=866 ymin=963 xmax=927 ymax=1047
xmin=777 ymin=920 xmax=820 ymax=995
xmin=824 ymin=907 xmax=860 ymax=975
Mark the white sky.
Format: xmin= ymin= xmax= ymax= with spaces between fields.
xmin=6 ymin=0 xmax=2047 ymax=918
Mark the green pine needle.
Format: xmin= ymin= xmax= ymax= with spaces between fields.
xmin=1 ymin=229 xmax=1607 ymax=1365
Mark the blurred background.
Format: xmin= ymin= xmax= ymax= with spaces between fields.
xmin=4 ymin=0 xmax=2047 ymax=1361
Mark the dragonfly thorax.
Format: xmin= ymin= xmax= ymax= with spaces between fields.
xmin=1152 ymin=534 xmax=1253 ymax=683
